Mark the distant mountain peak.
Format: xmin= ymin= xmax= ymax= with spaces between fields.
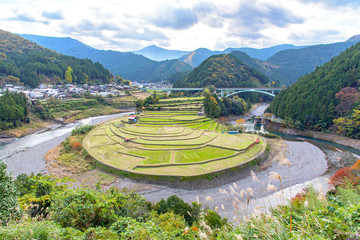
xmin=133 ymin=45 xmax=191 ymax=61
xmin=139 ymin=44 xmax=161 ymax=50
xmin=347 ymin=34 xmax=360 ymax=42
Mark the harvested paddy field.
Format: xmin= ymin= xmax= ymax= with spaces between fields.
xmin=83 ymin=110 xmax=266 ymax=178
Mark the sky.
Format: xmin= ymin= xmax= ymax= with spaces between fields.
xmin=0 ymin=0 xmax=359 ymax=52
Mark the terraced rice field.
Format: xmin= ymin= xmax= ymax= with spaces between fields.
xmin=83 ymin=111 xmax=266 ymax=177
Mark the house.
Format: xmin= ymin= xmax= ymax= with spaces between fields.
xmin=29 ymin=91 xmax=44 ymax=99
xmin=128 ymin=115 xmax=139 ymax=123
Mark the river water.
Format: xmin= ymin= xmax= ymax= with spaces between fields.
xmin=1 ymin=105 xmax=359 ymax=221
xmin=0 ymin=112 xmax=134 ymax=176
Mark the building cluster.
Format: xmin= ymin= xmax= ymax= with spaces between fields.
xmin=0 ymin=83 xmax=135 ymax=100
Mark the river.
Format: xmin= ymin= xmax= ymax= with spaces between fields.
xmin=0 ymin=111 xmax=134 ymax=176
xmin=1 ymin=105 xmax=359 ymax=222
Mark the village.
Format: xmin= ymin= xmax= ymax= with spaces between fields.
xmin=0 ymin=83 xmax=135 ymax=100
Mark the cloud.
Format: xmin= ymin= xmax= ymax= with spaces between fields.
xmin=295 ymin=0 xmax=360 ymax=6
xmin=8 ymin=11 xmax=48 ymax=24
xmin=148 ymin=5 xmax=198 ymax=30
xmin=288 ymin=29 xmax=341 ymax=43
xmin=114 ymin=27 xmax=169 ymax=41
xmin=60 ymin=19 xmax=121 ymax=35
xmin=222 ymin=1 xmax=304 ymax=40
xmin=42 ymin=10 xmax=64 ymax=20
xmin=229 ymin=2 xmax=304 ymax=30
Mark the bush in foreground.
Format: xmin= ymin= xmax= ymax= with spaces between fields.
xmin=0 ymin=160 xmax=21 ymax=225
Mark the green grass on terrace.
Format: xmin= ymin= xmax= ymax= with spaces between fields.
xmin=158 ymin=97 xmax=204 ymax=102
xmin=208 ymin=122 xmax=218 ymax=131
xmin=127 ymin=149 xmax=171 ymax=165
xmin=175 ymin=146 xmax=235 ymax=164
xmin=198 ymin=122 xmax=213 ymax=130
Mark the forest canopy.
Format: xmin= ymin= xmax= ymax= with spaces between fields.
xmin=0 ymin=30 xmax=112 ymax=88
xmin=267 ymin=42 xmax=360 ymax=138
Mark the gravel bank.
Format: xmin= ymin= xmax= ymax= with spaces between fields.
xmin=110 ymin=140 xmax=328 ymax=221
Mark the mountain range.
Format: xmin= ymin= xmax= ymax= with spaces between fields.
xmin=267 ymin=40 xmax=360 ymax=136
xmin=19 ymin=33 xmax=360 ymax=86
xmin=133 ymin=45 xmax=191 ymax=61
xmin=0 ymin=30 xmax=111 ymax=87
xmin=20 ymin=34 xmax=192 ymax=83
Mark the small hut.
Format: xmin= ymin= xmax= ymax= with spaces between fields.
xmin=128 ymin=115 xmax=139 ymax=123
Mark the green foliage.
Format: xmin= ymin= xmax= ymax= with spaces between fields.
xmin=14 ymin=173 xmax=38 ymax=197
xmin=71 ymin=124 xmax=95 ymax=136
xmin=267 ymin=37 xmax=360 ymax=86
xmin=0 ymin=220 xmax=65 ymax=240
xmin=203 ymin=90 xmax=250 ymax=118
xmin=50 ymin=187 xmax=151 ymax=230
xmin=268 ymin=41 xmax=360 ymax=134
xmin=167 ymin=70 xmax=190 ymax=83
xmin=64 ymin=66 xmax=73 ymax=83
xmin=154 ymin=195 xmax=201 ymax=226
xmin=0 ymin=91 xmax=28 ymax=130
xmin=174 ymin=54 xmax=269 ymax=88
xmin=0 ymin=30 xmax=111 ymax=87
xmin=333 ymin=109 xmax=360 ymax=139
xmin=203 ymin=209 xmax=228 ymax=230
xmin=0 ymin=160 xmax=20 ymax=225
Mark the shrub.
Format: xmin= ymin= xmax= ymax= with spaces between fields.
xmin=71 ymin=124 xmax=95 ymax=136
xmin=14 ymin=173 xmax=37 ymax=197
xmin=83 ymin=226 xmax=119 ymax=240
xmin=0 ymin=221 xmax=63 ymax=240
xmin=50 ymin=188 xmax=117 ymax=230
xmin=71 ymin=142 xmax=82 ymax=150
xmin=50 ymin=188 xmax=151 ymax=230
xmin=0 ymin=160 xmax=20 ymax=225
xmin=19 ymin=175 xmax=73 ymax=218
xmin=154 ymin=195 xmax=201 ymax=225
xmin=329 ymin=167 xmax=358 ymax=188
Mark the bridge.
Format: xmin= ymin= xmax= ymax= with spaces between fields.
xmin=140 ymin=87 xmax=284 ymax=98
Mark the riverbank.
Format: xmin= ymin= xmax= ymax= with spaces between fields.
xmin=267 ymin=121 xmax=360 ymax=151
xmin=0 ymin=107 xmax=132 ymax=144
xmin=0 ymin=104 xmax=332 ymax=222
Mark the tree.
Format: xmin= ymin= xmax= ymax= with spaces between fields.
xmin=65 ymin=66 xmax=73 ymax=83
xmin=0 ymin=160 xmax=20 ymax=225
xmin=335 ymin=87 xmax=360 ymax=116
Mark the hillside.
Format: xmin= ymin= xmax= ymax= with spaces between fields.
xmin=267 ymin=41 xmax=360 ymax=135
xmin=267 ymin=35 xmax=360 ymax=85
xmin=178 ymin=48 xmax=222 ymax=67
xmin=173 ymin=54 xmax=269 ymax=88
xmin=133 ymin=45 xmax=190 ymax=61
xmin=224 ymin=44 xmax=304 ymax=61
xmin=0 ymin=30 xmax=111 ymax=87
xmin=20 ymin=34 xmax=193 ymax=82
xmin=177 ymin=44 xmax=303 ymax=67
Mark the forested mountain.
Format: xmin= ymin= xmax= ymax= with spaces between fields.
xmin=177 ymin=44 xmax=303 ymax=67
xmin=0 ymin=30 xmax=111 ymax=87
xmin=225 ymin=44 xmax=304 ymax=61
xmin=20 ymin=34 xmax=193 ymax=82
xmin=267 ymin=42 xmax=360 ymax=138
xmin=229 ymin=51 xmax=279 ymax=82
xmin=267 ymin=35 xmax=360 ymax=85
xmin=177 ymin=36 xmax=360 ymax=87
xmin=133 ymin=45 xmax=190 ymax=61
xmin=178 ymin=48 xmax=222 ymax=67
xmin=173 ymin=54 xmax=269 ymax=88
